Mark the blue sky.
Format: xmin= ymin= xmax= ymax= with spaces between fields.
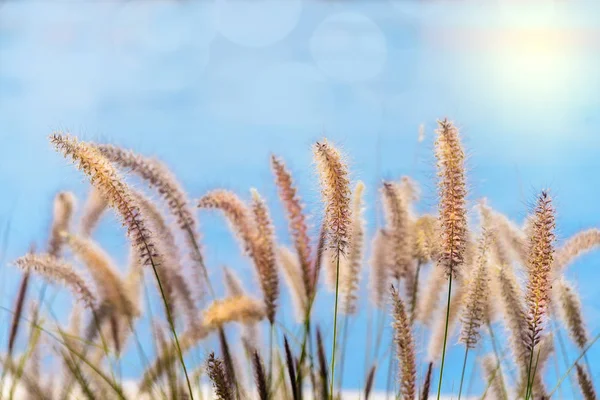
xmin=1 ymin=0 xmax=600 ymax=396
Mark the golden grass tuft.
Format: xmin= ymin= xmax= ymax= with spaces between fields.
xmin=202 ymin=296 xmax=266 ymax=329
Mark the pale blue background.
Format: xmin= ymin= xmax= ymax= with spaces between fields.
xmin=1 ymin=0 xmax=600 ymax=397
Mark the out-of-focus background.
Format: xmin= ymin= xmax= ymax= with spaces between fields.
xmin=1 ymin=0 xmax=599 ymax=396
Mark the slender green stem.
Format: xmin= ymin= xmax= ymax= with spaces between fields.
xmin=457 ymin=346 xmax=470 ymax=400
xmin=549 ymin=331 xmax=600 ymax=396
xmin=436 ymin=273 xmax=453 ymax=400
xmin=487 ymin=323 xmax=508 ymax=400
xmin=269 ymin=322 xmax=274 ymax=392
xmin=329 ymin=248 xmax=341 ymax=399
xmin=148 ymin=262 xmax=194 ymax=400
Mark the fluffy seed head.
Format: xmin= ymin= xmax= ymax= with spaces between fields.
xmin=203 ymin=296 xmax=266 ymax=329
xmin=14 ymin=254 xmax=96 ymax=308
xmin=524 ymin=191 xmax=556 ymax=351
xmin=271 ymin=155 xmax=313 ymax=297
xmin=556 ymin=278 xmax=588 ymax=350
xmin=381 ymin=181 xmax=413 ymax=279
xmin=313 ymin=140 xmax=352 ymax=256
xmin=250 ymin=188 xmax=279 ymax=324
xmin=79 ymin=188 xmax=108 ymax=237
xmin=460 ymin=232 xmax=491 ymax=349
xmin=49 ymin=134 xmax=161 ymax=275
xmin=341 ymin=181 xmax=366 ymax=315
xmin=435 ymin=119 xmax=468 ymax=277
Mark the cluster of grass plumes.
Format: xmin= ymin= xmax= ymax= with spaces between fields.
xmin=2 ymin=124 xmax=600 ymax=400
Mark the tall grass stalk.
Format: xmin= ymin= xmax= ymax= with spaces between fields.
xmin=457 ymin=346 xmax=470 ymax=400
xmin=329 ymin=248 xmax=341 ymax=399
xmin=436 ymin=274 xmax=453 ymax=400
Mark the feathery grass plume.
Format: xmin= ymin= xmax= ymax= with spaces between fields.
xmin=79 ymin=187 xmax=108 ymax=237
xmin=524 ymin=191 xmax=555 ymax=353
xmin=556 ymin=278 xmax=588 ymax=350
xmin=14 ymin=254 xmax=96 ymax=308
xmin=482 ymin=355 xmax=508 ymax=400
xmin=391 ymin=286 xmax=416 ymax=400
xmin=95 ymin=143 xmax=211 ymax=297
xmin=416 ymin=265 xmax=446 ymax=325
xmin=252 ymin=350 xmax=269 ymax=400
xmin=278 ymin=247 xmax=308 ymax=322
xmin=313 ymin=139 xmax=351 ymax=257
xmin=364 ymin=364 xmax=376 ymax=400
xmin=576 ymin=363 xmax=597 ymax=400
xmin=413 ymin=214 xmax=439 ymax=264
xmin=50 ymin=132 xmax=196 ymax=397
xmin=207 ymin=352 xmax=234 ymax=400
xmin=459 ymin=232 xmax=491 ymax=349
xmin=203 ymin=296 xmax=266 ymax=329
xmin=553 ymin=228 xmax=600 ymax=272
xmin=314 ymin=139 xmax=352 ymax=395
xmin=421 ymin=362 xmax=433 ymax=400
xmin=135 ymin=191 xmax=198 ymax=325
xmin=427 ymin=282 xmax=467 ymax=362
xmin=271 ymin=155 xmax=313 ymax=297
xmin=496 ymin=265 xmax=528 ymax=364
xmin=62 ymin=233 xmax=138 ymax=318
xmin=250 ymin=188 xmax=279 ymax=324
xmin=8 ymin=270 xmax=30 ymax=356
xmin=434 ymin=119 xmax=468 ymax=399
xmin=341 ymin=181 xmax=365 ymax=315
xmin=199 ymin=190 xmax=257 ymax=248
xmin=47 ymin=191 xmax=76 ymax=258
xmin=315 ymin=328 xmax=329 ymax=400
xmin=381 ymin=181 xmax=412 ymax=280
xmin=435 ymin=118 xmax=468 ymax=278
xmin=49 ymin=135 xmax=163 ymax=280
xmin=369 ymin=230 xmax=391 ymax=309
xmin=198 ymin=190 xmax=279 ymax=310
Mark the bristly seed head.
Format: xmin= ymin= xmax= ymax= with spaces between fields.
xmin=313 ymin=140 xmax=352 ymax=257
xmin=434 ymin=119 xmax=468 ymax=278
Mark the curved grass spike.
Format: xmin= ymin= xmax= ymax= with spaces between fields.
xmin=250 ymin=188 xmax=279 ymax=325
xmin=341 ymin=181 xmax=365 ymax=315
xmin=524 ymin=191 xmax=555 ymax=400
xmin=49 ymin=134 xmax=195 ymax=399
xmin=271 ymin=155 xmax=314 ymax=299
xmin=391 ymin=286 xmax=416 ymax=400
xmin=95 ymin=143 xmax=213 ymax=299
xmin=433 ymin=119 xmax=468 ymax=400
xmin=207 ymin=352 xmax=234 ymax=400
xmin=14 ymin=254 xmax=96 ymax=309
xmin=313 ymin=140 xmax=351 ymax=398
xmin=381 ymin=181 xmax=412 ymax=280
